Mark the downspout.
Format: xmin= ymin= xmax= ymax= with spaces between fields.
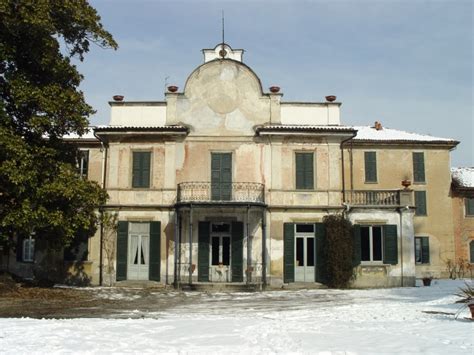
xmin=94 ymin=130 xmax=108 ymax=286
xmin=340 ymin=131 xmax=357 ymax=207
xmin=398 ymin=205 xmax=407 ymax=287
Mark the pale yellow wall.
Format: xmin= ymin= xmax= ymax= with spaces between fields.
xmin=452 ymin=194 xmax=474 ymax=265
xmin=345 ymin=145 xmax=456 ymax=277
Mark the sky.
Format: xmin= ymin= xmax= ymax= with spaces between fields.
xmin=78 ymin=0 xmax=472 ymax=167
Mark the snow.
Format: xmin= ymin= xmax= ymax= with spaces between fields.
xmin=452 ymin=167 xmax=474 ymax=188
xmin=353 ymin=126 xmax=457 ymax=142
xmin=0 ymin=280 xmax=472 ymax=354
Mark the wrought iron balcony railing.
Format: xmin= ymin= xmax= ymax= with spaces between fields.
xmin=177 ymin=182 xmax=265 ymax=204
xmin=347 ymin=190 xmax=401 ymax=206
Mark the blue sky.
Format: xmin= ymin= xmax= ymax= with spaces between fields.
xmin=80 ymin=0 xmax=472 ymax=166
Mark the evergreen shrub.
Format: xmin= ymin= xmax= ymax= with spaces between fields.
xmin=323 ymin=214 xmax=354 ymax=288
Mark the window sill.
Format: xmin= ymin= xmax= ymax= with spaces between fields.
xmin=415 ymin=263 xmax=430 ymax=266
xmin=413 ymin=181 xmax=426 ymax=185
xmin=364 ymin=181 xmax=378 ymax=184
xmin=414 ymin=215 xmax=428 ymax=217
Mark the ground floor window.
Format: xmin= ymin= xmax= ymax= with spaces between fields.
xmin=470 ymin=240 xmax=474 ymax=263
xmin=415 ymin=236 xmax=430 ymax=264
xmin=360 ymin=226 xmax=383 ymax=262
xmin=22 ymin=235 xmax=35 ymax=262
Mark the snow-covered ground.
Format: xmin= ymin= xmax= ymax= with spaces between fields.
xmin=0 ymin=280 xmax=472 ymax=354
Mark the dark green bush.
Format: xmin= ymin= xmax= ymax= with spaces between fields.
xmin=323 ymin=214 xmax=354 ymax=288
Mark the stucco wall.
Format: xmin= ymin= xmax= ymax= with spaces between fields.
xmin=452 ymin=194 xmax=474 ymax=265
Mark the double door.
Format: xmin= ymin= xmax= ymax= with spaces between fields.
xmin=295 ymin=234 xmax=315 ymax=282
xmin=128 ymin=223 xmax=150 ymax=280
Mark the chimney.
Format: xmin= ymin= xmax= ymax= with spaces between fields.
xmin=374 ymin=121 xmax=383 ymax=130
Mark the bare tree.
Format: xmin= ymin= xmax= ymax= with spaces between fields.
xmin=101 ymin=212 xmax=118 ymax=286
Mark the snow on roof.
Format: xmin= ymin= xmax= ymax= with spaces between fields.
xmin=451 ymin=167 xmax=474 ymax=188
xmin=62 ymin=127 xmax=100 ymax=140
xmin=352 ymin=126 xmax=457 ymax=143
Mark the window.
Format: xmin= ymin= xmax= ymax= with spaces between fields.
xmin=22 ymin=235 xmax=35 ymax=262
xmin=78 ymin=150 xmax=89 ymax=179
xmin=415 ymin=191 xmax=427 ymax=216
xmin=211 ymin=153 xmax=232 ymax=200
xmin=132 ymin=151 xmax=151 ymax=188
xmin=415 ymin=236 xmax=430 ymax=264
xmin=465 ymin=198 xmax=474 ymax=216
xmin=413 ymin=152 xmax=425 ymax=183
xmin=470 ymin=241 xmax=474 ymax=263
xmin=360 ymin=226 xmax=383 ymax=262
xmin=295 ymin=152 xmax=314 ymax=189
xmin=364 ymin=151 xmax=377 ymax=183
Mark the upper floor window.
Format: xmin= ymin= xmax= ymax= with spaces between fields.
xmin=415 ymin=236 xmax=430 ymax=264
xmin=413 ymin=152 xmax=425 ymax=183
xmin=415 ymin=190 xmax=427 ymax=216
xmin=132 ymin=151 xmax=151 ymax=188
xmin=364 ymin=151 xmax=377 ymax=183
xmin=295 ymin=152 xmax=314 ymax=190
xmin=465 ymin=198 xmax=474 ymax=217
xmin=78 ymin=150 xmax=89 ymax=179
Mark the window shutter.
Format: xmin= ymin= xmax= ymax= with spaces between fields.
xmin=383 ymin=225 xmax=398 ymax=265
xmin=149 ymin=221 xmax=161 ymax=281
xmin=413 ymin=152 xmax=425 ymax=183
xmin=466 ymin=198 xmax=474 ymax=216
xmin=116 ymin=221 xmax=128 ymax=281
xmin=353 ymin=225 xmax=361 ymax=266
xmin=231 ymin=221 xmax=244 ymax=282
xmin=421 ymin=237 xmax=430 ymax=264
xmin=470 ymin=241 xmax=474 ymax=263
xmin=315 ymin=223 xmax=326 ymax=284
xmin=221 ymin=153 xmax=232 ymax=201
xmin=141 ymin=152 xmax=151 ymax=188
xmin=295 ymin=153 xmax=305 ymax=189
xmin=364 ymin=152 xmax=377 ymax=182
xmin=211 ymin=154 xmax=220 ymax=200
xmin=132 ymin=152 xmax=151 ymax=188
xmin=304 ymin=153 xmax=314 ymax=189
xmin=198 ymin=222 xmax=210 ymax=282
xmin=283 ymin=223 xmax=295 ymax=283
xmin=415 ymin=191 xmax=427 ymax=216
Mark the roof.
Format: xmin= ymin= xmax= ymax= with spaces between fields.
xmin=94 ymin=125 xmax=188 ymax=132
xmin=62 ymin=127 xmax=98 ymax=141
xmin=451 ymin=167 xmax=474 ymax=189
xmin=352 ymin=126 xmax=459 ymax=145
xmin=255 ymin=125 xmax=356 ymax=135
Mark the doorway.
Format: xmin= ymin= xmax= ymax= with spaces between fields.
xmin=210 ymin=222 xmax=231 ymax=282
xmin=127 ymin=222 xmax=150 ymax=280
xmin=294 ymin=224 xmax=315 ymax=282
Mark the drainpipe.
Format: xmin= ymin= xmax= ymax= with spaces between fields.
xmin=340 ymin=131 xmax=357 ymax=205
xmin=94 ymin=130 xmax=108 ymax=286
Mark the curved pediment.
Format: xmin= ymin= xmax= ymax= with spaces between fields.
xmin=174 ymin=59 xmax=270 ymax=136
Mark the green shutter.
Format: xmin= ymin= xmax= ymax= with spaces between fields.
xmin=198 ymin=222 xmax=210 ymax=282
xmin=415 ymin=191 xmax=427 ymax=216
xmin=470 ymin=241 xmax=474 ymax=263
xmin=315 ymin=223 xmax=326 ymax=284
xmin=296 ymin=153 xmax=314 ymax=189
xmin=421 ymin=237 xmax=430 ymax=264
xmin=283 ymin=223 xmax=295 ymax=283
xmin=413 ymin=152 xmax=425 ymax=183
xmin=365 ymin=152 xmax=377 ymax=182
xmin=116 ymin=221 xmax=128 ymax=281
xmin=383 ymin=225 xmax=398 ymax=265
xmin=466 ymin=198 xmax=474 ymax=216
xmin=211 ymin=153 xmax=232 ymax=200
xmin=353 ymin=225 xmax=361 ymax=266
xmin=295 ymin=153 xmax=305 ymax=189
xmin=231 ymin=221 xmax=244 ymax=282
xmin=132 ymin=152 xmax=151 ymax=188
xmin=149 ymin=221 xmax=161 ymax=281
xmin=304 ymin=153 xmax=314 ymax=189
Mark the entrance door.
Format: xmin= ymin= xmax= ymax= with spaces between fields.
xmin=128 ymin=223 xmax=150 ymax=280
xmin=295 ymin=225 xmax=315 ymax=282
xmin=210 ymin=223 xmax=231 ymax=282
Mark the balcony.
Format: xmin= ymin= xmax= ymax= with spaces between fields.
xmin=177 ymin=182 xmax=265 ymax=205
xmin=346 ymin=190 xmax=408 ymax=207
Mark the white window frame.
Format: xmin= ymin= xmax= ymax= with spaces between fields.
xmin=361 ymin=225 xmax=384 ymax=264
xmin=23 ymin=234 xmax=35 ymax=262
